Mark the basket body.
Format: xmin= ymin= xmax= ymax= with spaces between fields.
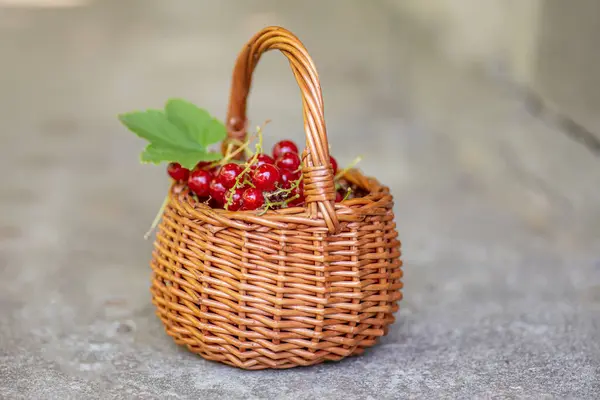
xmin=150 ymin=171 xmax=402 ymax=370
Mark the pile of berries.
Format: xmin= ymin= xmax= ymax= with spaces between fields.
xmin=167 ymin=139 xmax=351 ymax=212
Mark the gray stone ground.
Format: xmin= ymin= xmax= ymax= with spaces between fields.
xmin=1 ymin=1 xmax=599 ymax=399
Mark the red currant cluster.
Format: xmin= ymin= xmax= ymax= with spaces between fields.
xmin=167 ymin=140 xmax=343 ymax=212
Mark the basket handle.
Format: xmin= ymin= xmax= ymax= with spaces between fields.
xmin=226 ymin=26 xmax=339 ymax=234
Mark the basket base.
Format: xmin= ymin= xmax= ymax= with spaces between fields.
xmin=151 ymin=289 xmax=394 ymax=370
xmin=165 ymin=319 xmax=373 ymax=370
xmin=180 ymin=338 xmax=369 ymax=370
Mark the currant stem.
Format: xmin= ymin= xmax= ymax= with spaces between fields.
xmin=224 ymin=125 xmax=265 ymax=208
xmin=144 ymin=192 xmax=169 ymax=240
xmin=343 ymin=187 xmax=352 ymax=201
xmin=212 ymin=134 xmax=257 ymax=168
xmin=258 ymin=193 xmax=298 ymax=215
xmin=335 ymin=155 xmax=363 ymax=180
xmin=220 ymin=142 xmax=234 ymax=164
xmin=270 ymin=172 xmax=303 ymax=197
xmin=216 ymin=120 xmax=271 ymax=168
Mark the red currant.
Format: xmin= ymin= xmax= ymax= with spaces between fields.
xmin=224 ymin=188 xmax=244 ymax=211
xmin=252 ymin=164 xmax=281 ymax=191
xmin=254 ymin=153 xmax=274 ymax=167
xmin=279 ymin=169 xmax=300 ymax=189
xmin=330 ymin=156 xmax=338 ymax=175
xmin=275 ymin=152 xmax=301 ymax=171
xmin=217 ymin=163 xmax=243 ymax=189
xmin=188 ymin=169 xmax=212 ymax=197
xmin=195 ymin=161 xmax=212 ymax=170
xmin=288 ymin=181 xmax=305 ymax=206
xmin=208 ymin=165 xmax=220 ymax=176
xmin=241 ymin=188 xmax=265 ymax=210
xmin=294 ymin=181 xmax=304 ymax=196
xmin=272 ymin=140 xmax=299 ymax=159
xmin=208 ymin=198 xmax=220 ymax=209
xmin=167 ymin=163 xmax=190 ymax=181
xmin=209 ymin=179 xmax=227 ymax=205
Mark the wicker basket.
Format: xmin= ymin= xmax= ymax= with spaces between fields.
xmin=150 ymin=26 xmax=403 ymax=370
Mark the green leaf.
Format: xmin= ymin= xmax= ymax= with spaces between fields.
xmin=140 ymin=145 xmax=222 ymax=169
xmin=139 ymin=144 xmax=194 ymax=169
xmin=203 ymin=118 xmax=227 ymax=146
xmin=165 ymin=98 xmax=226 ymax=147
xmin=118 ymin=100 xmax=225 ymax=169
xmin=118 ymin=109 xmax=205 ymax=151
xmin=197 ymin=152 xmax=224 ymax=162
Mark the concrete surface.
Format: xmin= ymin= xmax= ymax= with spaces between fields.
xmin=1 ymin=1 xmax=599 ymax=399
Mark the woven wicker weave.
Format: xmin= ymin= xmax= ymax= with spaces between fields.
xmin=150 ymin=26 xmax=403 ymax=370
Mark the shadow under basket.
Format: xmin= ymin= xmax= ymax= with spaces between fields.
xmin=149 ymin=26 xmax=403 ymax=370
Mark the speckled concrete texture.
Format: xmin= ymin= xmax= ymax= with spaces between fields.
xmin=1 ymin=1 xmax=599 ymax=399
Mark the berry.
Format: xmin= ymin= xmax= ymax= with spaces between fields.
xmin=275 ymin=152 xmax=301 ymax=171
xmin=252 ymin=164 xmax=281 ymax=191
xmin=195 ymin=161 xmax=212 ymax=170
xmin=224 ymin=188 xmax=244 ymax=211
xmin=272 ymin=140 xmax=298 ymax=159
xmin=209 ymin=180 xmax=227 ymax=205
xmin=254 ymin=153 xmax=274 ymax=167
xmin=241 ymin=188 xmax=265 ymax=210
xmin=217 ymin=163 xmax=243 ymax=189
xmin=167 ymin=163 xmax=190 ymax=181
xmin=330 ymin=156 xmax=338 ymax=175
xmin=293 ymin=181 xmax=304 ymax=196
xmin=208 ymin=165 xmax=221 ymax=176
xmin=187 ymin=169 xmax=212 ymax=197
xmin=335 ymin=191 xmax=344 ymax=202
xmin=279 ymin=169 xmax=300 ymax=189
xmin=208 ymin=198 xmax=221 ymax=209
xmin=288 ymin=181 xmax=305 ymax=206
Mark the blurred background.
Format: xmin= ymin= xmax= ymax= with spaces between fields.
xmin=1 ymin=0 xmax=599 ymax=398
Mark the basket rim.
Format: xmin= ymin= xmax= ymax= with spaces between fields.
xmin=175 ymin=169 xmax=389 ymax=211
xmin=164 ymin=169 xmax=394 ymax=230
